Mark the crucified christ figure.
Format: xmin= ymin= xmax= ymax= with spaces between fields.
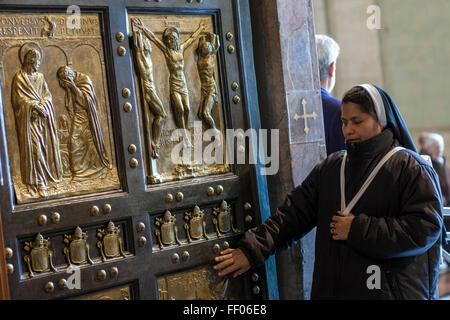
xmin=133 ymin=19 xmax=205 ymax=148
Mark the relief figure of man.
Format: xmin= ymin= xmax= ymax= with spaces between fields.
xmin=197 ymin=32 xmax=220 ymax=131
xmin=57 ymin=66 xmax=111 ymax=181
xmin=11 ymin=46 xmax=63 ymax=197
xmin=131 ymin=21 xmax=167 ymax=159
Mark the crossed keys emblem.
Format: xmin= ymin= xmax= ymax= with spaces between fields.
xmin=294 ymin=98 xmax=317 ymax=134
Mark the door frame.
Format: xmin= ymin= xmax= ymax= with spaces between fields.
xmin=0 ymin=212 xmax=10 ymax=300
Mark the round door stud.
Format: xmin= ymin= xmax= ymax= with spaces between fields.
xmin=122 ymin=88 xmax=130 ymax=98
xmin=207 ymin=186 xmax=215 ymax=196
xmin=138 ymin=236 xmax=147 ymax=247
xmin=123 ymin=102 xmax=132 ymax=112
xmin=110 ymin=267 xmax=119 ymax=278
xmin=58 ymin=279 xmax=68 ymax=290
xmin=6 ymin=264 xmax=14 ymax=275
xmin=129 ymin=158 xmax=138 ymax=168
xmin=117 ymin=46 xmax=126 ymax=56
xmin=128 ymin=144 xmax=137 ymax=154
xmin=97 ymin=269 xmax=107 ymax=281
xmin=176 ymin=192 xmax=184 ymax=202
xmin=90 ymin=205 xmax=100 ymax=216
xmin=37 ymin=214 xmax=47 ymax=226
xmin=116 ymin=32 xmax=125 ymax=42
xmin=5 ymin=248 xmax=13 ymax=259
xmin=165 ymin=193 xmax=174 ymax=203
xmin=171 ymin=253 xmax=180 ymax=264
xmin=182 ymin=251 xmax=190 ymax=261
xmin=50 ymin=212 xmax=60 ymax=224
xmin=215 ymin=185 xmax=224 ymax=195
xmin=44 ymin=282 xmax=55 ymax=293
xmin=137 ymin=222 xmax=146 ymax=233
xmin=102 ymin=204 xmax=112 ymax=215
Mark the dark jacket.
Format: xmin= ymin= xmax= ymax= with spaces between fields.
xmin=238 ymin=129 xmax=443 ymax=299
xmin=321 ymin=88 xmax=345 ymax=155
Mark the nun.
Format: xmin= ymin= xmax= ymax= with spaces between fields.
xmin=214 ymin=84 xmax=444 ymax=300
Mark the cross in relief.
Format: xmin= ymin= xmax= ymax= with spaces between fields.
xmin=294 ymin=98 xmax=317 ymax=134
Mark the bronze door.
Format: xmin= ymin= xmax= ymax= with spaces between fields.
xmin=0 ymin=0 xmax=275 ymax=299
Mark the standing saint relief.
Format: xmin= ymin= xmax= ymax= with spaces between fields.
xmin=11 ymin=44 xmax=63 ymax=198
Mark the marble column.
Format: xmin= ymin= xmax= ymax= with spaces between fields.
xmin=250 ymin=0 xmax=326 ymax=299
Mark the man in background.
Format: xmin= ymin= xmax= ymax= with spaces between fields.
xmin=419 ymin=132 xmax=450 ymax=205
xmin=315 ymin=34 xmax=345 ymax=155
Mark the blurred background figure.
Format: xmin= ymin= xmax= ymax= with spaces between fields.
xmin=419 ymin=132 xmax=450 ymax=206
xmin=315 ymin=34 xmax=345 ymax=156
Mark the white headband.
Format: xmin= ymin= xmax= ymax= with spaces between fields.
xmin=359 ymin=84 xmax=387 ymax=128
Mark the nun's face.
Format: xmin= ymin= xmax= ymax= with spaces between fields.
xmin=341 ymin=102 xmax=382 ymax=143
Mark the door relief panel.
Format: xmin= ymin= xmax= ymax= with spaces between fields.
xmin=151 ymin=200 xmax=238 ymax=252
xmin=70 ymin=282 xmax=136 ymax=300
xmin=0 ymin=12 xmax=120 ymax=205
xmin=157 ymin=264 xmax=246 ymax=300
xmin=18 ymin=219 xmax=133 ymax=280
xmin=129 ymin=13 xmax=230 ymax=184
xmin=0 ymin=0 xmax=273 ymax=300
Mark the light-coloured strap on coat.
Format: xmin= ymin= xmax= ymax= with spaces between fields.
xmin=340 ymin=146 xmax=405 ymax=216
